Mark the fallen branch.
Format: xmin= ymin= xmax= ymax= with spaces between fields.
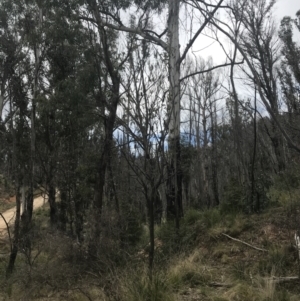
xmin=222 ymin=233 xmax=267 ymax=252
xmin=208 ymin=282 xmax=233 ymax=288
xmin=268 ymin=276 xmax=299 ymax=283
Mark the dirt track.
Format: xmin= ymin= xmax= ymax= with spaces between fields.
xmin=0 ymin=195 xmax=46 ymax=236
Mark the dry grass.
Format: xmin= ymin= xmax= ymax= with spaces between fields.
xmin=1 ymin=190 xmax=300 ymax=300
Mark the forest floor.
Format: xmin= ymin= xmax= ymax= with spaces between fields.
xmin=0 ymin=187 xmax=300 ymax=300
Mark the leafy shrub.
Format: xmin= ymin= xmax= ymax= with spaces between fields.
xmin=120 ymin=202 xmax=144 ymax=247
xmin=200 ymin=208 xmax=223 ymax=228
xmin=221 ymin=178 xmax=245 ymax=214
xmin=183 ymin=209 xmax=202 ymax=225
xmin=155 ymin=221 xmax=179 ymax=255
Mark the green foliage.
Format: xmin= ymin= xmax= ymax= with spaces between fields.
xmin=155 ymin=221 xmax=178 ymax=254
xmin=221 ymin=178 xmax=245 ymax=214
xmin=133 ymin=0 xmax=167 ymax=12
xmin=156 ymin=208 xmax=224 ymax=255
xmin=200 ymin=208 xmax=223 ymax=228
xmin=120 ymin=202 xmax=144 ymax=246
xmin=275 ymin=167 xmax=300 ymax=191
xmin=182 ymin=208 xmax=202 ymax=225
xmin=180 ymin=140 xmax=196 ymax=184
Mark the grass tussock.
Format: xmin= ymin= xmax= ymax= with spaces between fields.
xmin=167 ymin=250 xmax=212 ymax=290
xmin=120 ymin=268 xmax=174 ymax=301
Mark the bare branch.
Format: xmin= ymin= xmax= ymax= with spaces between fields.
xmin=222 ymin=233 xmax=267 ymax=252
xmin=180 ymin=60 xmax=244 ymax=82
xmin=211 ymin=18 xmax=300 ymax=153
xmin=78 ymin=16 xmax=168 ymax=51
xmin=179 ymin=0 xmax=224 ymax=64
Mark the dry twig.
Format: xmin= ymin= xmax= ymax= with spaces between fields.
xmin=222 ymin=233 xmax=267 ymax=252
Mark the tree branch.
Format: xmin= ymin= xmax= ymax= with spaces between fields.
xmin=210 ymin=18 xmax=300 ymax=154
xmin=268 ymin=276 xmax=299 ymax=283
xmin=179 ymin=0 xmax=224 ymax=64
xmin=78 ymin=16 xmax=168 ymax=51
xmin=180 ymin=60 xmax=244 ymax=82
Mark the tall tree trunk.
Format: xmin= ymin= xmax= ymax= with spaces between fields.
xmin=0 ymin=95 xmax=4 ymax=120
xmin=6 ymin=181 xmax=21 ymax=277
xmin=89 ymin=92 xmax=119 ymax=256
xmin=58 ymin=189 xmax=67 ymax=231
xmin=48 ymin=183 xmax=57 ymax=226
xmin=270 ymin=119 xmax=286 ymax=172
xmin=6 ymin=113 xmax=21 ymax=276
xmin=87 ymin=0 xmax=121 ymax=257
xmin=210 ymin=102 xmax=219 ymax=206
xmin=22 ymin=7 xmax=42 ymax=238
xmin=251 ymin=85 xmax=258 ymax=212
xmin=148 ymin=191 xmax=155 ymax=280
xmin=167 ymin=0 xmax=183 ymax=226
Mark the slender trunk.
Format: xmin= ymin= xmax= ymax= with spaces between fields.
xmin=251 ymin=86 xmax=258 ymax=212
xmin=0 ymin=95 xmax=4 ymax=120
xmin=74 ymin=197 xmax=84 ymax=243
xmin=48 ymin=184 xmax=56 ymax=226
xmin=6 ymin=119 xmax=21 ymax=276
xmin=20 ymin=184 xmax=25 ymax=215
xmin=88 ymin=1 xmax=121 ymax=257
xmin=202 ymin=106 xmax=210 ymax=207
xmin=89 ymin=94 xmax=119 ymax=256
xmin=210 ymin=102 xmax=219 ymax=206
xmin=167 ymin=0 xmax=183 ymax=225
xmin=108 ymin=160 xmax=119 ymax=213
xmin=148 ymin=192 xmax=155 ymax=280
xmin=270 ymin=119 xmax=285 ymax=172
xmin=6 ymin=181 xmax=21 ymax=277
xmin=58 ymin=189 xmax=67 ymax=231
xmin=6 ymin=88 xmax=19 ymax=276
xmin=22 ymin=8 xmax=42 ymax=239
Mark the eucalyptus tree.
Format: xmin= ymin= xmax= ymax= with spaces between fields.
xmin=120 ymin=39 xmax=168 ymax=276
xmin=184 ymin=57 xmax=221 ymax=208
xmin=2 ymin=0 xmax=97 ymax=270
xmin=5 ymin=66 xmax=32 ymax=276
xmin=77 ymin=0 xmax=232 ymax=231
xmin=279 ymin=11 xmax=300 ymax=86
xmin=209 ymin=0 xmax=300 ymax=156
xmin=33 ymin=0 xmax=100 ymax=233
xmin=60 ymin=0 xmax=142 ymax=256
xmin=239 ymin=0 xmax=285 ymax=171
xmin=278 ymin=10 xmax=300 ymax=146
xmin=0 ymin=0 xmax=39 ymax=275
xmin=0 ymin=3 xmax=20 ymax=173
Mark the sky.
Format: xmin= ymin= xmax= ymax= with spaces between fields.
xmin=275 ymin=0 xmax=300 ymax=26
xmin=191 ymin=0 xmax=300 ymax=64
xmin=275 ymin=0 xmax=300 ymax=44
xmin=112 ymin=0 xmax=300 ymax=144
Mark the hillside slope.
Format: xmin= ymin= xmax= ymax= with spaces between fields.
xmin=0 ymin=190 xmax=300 ymax=301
